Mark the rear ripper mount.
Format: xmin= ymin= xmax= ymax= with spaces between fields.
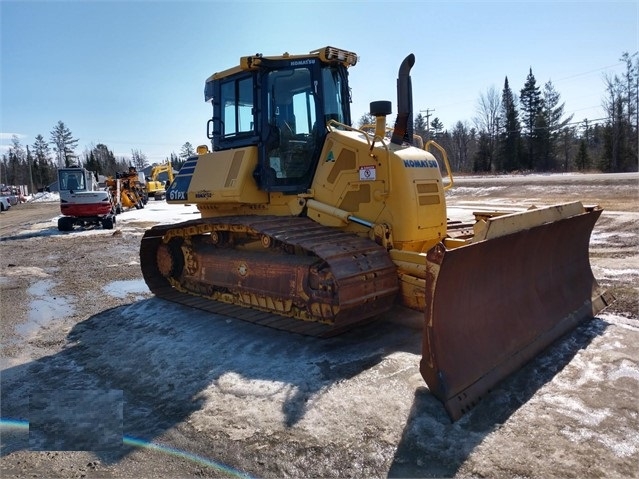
xmin=140 ymin=215 xmax=399 ymax=337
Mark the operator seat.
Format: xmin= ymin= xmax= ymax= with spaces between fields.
xmin=67 ymin=176 xmax=79 ymax=190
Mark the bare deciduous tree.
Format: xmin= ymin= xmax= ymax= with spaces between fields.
xmin=473 ymin=86 xmax=501 ymax=171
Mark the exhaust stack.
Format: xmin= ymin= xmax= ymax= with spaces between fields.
xmin=390 ymin=54 xmax=415 ymax=145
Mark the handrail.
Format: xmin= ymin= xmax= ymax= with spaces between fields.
xmin=425 ymin=140 xmax=454 ymax=191
xmin=327 ymin=119 xmax=372 ymax=148
xmin=351 ymin=125 xmax=453 ymax=191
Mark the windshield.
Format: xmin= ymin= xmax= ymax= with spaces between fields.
xmin=267 ymin=67 xmax=315 ymax=136
xmin=59 ymin=170 xmax=86 ymax=191
xmin=264 ymin=67 xmax=318 ymax=183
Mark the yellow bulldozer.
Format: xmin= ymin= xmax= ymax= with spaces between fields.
xmin=140 ymin=47 xmax=613 ymax=420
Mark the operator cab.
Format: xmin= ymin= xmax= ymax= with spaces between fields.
xmin=205 ymin=47 xmax=356 ymax=194
xmin=58 ymin=169 xmax=87 ymax=191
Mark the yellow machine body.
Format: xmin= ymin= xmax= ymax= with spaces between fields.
xmin=142 ymin=47 xmax=612 ymax=420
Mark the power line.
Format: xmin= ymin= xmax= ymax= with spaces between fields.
xmin=419 ymin=108 xmax=436 ymax=132
xmin=555 ymin=62 xmax=626 ymax=82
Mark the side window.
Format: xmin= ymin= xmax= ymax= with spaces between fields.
xmin=322 ymin=67 xmax=346 ymax=124
xmin=221 ymin=76 xmax=254 ymax=138
xmin=221 ymin=82 xmax=236 ymax=136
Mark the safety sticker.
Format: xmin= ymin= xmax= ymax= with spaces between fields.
xmin=359 ymin=165 xmax=376 ymax=181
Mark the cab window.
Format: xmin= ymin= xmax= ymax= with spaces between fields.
xmin=221 ymin=76 xmax=254 ymax=138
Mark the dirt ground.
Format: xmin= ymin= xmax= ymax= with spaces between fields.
xmin=0 ymin=173 xmax=637 ymax=478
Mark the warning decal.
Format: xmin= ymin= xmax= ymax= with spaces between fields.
xmin=359 ymin=165 xmax=376 ymax=181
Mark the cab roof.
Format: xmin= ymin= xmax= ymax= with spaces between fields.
xmin=206 ymin=46 xmax=358 ymax=82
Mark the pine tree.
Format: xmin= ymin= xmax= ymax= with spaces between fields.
xmin=473 ymin=132 xmax=492 ymax=172
xmin=88 ymin=143 xmax=117 ymax=176
xmin=32 ymin=134 xmax=54 ymax=188
xmin=540 ymin=80 xmax=573 ymax=170
xmin=84 ymin=151 xmax=99 ymax=175
xmin=618 ymin=51 xmax=638 ymax=171
xmin=50 ymin=121 xmax=79 ymax=167
xmin=520 ymin=69 xmax=543 ymax=170
xmin=414 ymin=113 xmax=427 ymax=142
xmin=621 ymin=52 xmax=638 ymax=138
xmin=7 ymin=135 xmax=26 ymax=185
xmin=450 ymin=121 xmax=473 ymax=172
xmin=168 ymin=152 xmax=184 ymax=171
xmin=602 ymin=73 xmax=627 ymax=172
xmin=575 ymin=140 xmax=590 ymax=170
xmin=430 ymin=118 xmax=444 ymax=139
xmin=499 ymin=76 xmax=521 ymax=171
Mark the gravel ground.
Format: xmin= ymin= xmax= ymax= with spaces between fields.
xmin=1 ymin=173 xmax=637 ymax=478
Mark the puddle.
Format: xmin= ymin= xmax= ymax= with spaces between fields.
xmin=16 ymin=279 xmax=74 ymax=337
xmin=102 ymin=279 xmax=150 ymax=299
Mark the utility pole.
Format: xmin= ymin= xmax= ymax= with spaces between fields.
xmin=27 ymin=145 xmax=35 ymax=196
xmin=420 ymin=108 xmax=435 ymax=140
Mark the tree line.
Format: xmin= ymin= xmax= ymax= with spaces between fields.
xmin=4 ymin=52 xmax=637 ymax=192
xmin=1 ymin=120 xmax=196 ymax=192
xmin=361 ymin=51 xmax=638 ymax=174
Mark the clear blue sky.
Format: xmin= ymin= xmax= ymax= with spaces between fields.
xmin=1 ymin=0 xmax=637 ymax=164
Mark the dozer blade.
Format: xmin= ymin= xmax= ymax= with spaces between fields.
xmin=420 ymin=204 xmax=614 ymax=420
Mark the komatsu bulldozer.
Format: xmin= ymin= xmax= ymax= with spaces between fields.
xmin=140 ymin=47 xmax=613 ymax=420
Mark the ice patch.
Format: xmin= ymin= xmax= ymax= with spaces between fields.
xmin=215 ymin=371 xmax=290 ymax=398
xmin=562 ymin=426 xmax=638 ymax=458
xmin=543 ymin=395 xmax=611 ymax=427
xmin=598 ymin=313 xmax=639 ymax=329
xmin=599 ymin=433 xmax=639 ymax=458
xmin=28 ymin=192 xmax=60 ymax=203
xmin=608 ymin=359 xmax=639 ymax=382
xmin=16 ymin=279 xmax=74 ymax=337
xmin=590 ymin=230 xmax=637 ymax=245
xmin=595 ymin=268 xmax=639 ymax=278
xmin=0 ymin=266 xmax=50 ymax=278
xmin=102 ymin=279 xmax=150 ymax=298
xmin=446 ymin=186 xmax=507 ymax=196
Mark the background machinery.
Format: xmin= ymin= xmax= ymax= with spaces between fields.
xmin=140 ymin=47 xmax=612 ymax=419
xmin=145 ymin=162 xmax=175 ymax=200
xmin=57 ymin=167 xmax=116 ymax=231
xmin=106 ymin=166 xmax=147 ymax=213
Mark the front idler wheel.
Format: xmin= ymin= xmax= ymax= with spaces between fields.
xmin=156 ymin=238 xmax=184 ymax=278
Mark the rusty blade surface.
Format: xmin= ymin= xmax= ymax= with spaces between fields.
xmin=420 ymin=207 xmax=614 ymax=420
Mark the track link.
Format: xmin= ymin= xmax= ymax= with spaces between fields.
xmin=140 ymin=216 xmax=399 ymax=337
